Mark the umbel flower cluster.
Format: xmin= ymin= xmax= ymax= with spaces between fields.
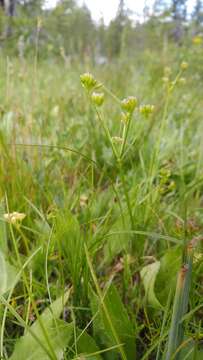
xmin=4 ymin=212 xmax=26 ymax=225
xmin=121 ymin=96 xmax=138 ymax=114
xmin=80 ymin=72 xmax=154 ymax=118
xmin=80 ymin=72 xmax=104 ymax=107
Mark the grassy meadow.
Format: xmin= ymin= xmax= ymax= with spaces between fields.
xmin=0 ymin=43 xmax=203 ymax=359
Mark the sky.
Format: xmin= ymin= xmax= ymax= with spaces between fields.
xmin=44 ymin=0 xmax=197 ymax=24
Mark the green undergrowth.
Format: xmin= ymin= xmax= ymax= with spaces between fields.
xmin=0 ymin=44 xmax=202 ymax=359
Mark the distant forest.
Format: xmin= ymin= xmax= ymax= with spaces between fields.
xmin=0 ymin=0 xmax=203 ymax=59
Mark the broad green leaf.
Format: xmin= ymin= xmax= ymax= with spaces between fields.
xmin=0 ymin=251 xmax=17 ymax=295
xmin=141 ymin=247 xmax=182 ymax=309
xmin=54 ymin=209 xmax=84 ymax=288
xmin=89 ymin=284 xmax=136 ymax=360
xmin=103 ymin=214 xmax=131 ymax=264
xmin=72 ymin=328 xmax=102 ymax=360
xmin=140 ymin=261 xmax=162 ymax=309
xmin=155 ymin=246 xmax=182 ymax=305
xmin=9 ymin=292 xmax=73 ymax=360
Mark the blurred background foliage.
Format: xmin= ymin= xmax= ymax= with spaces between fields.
xmin=0 ymin=0 xmax=203 ymax=61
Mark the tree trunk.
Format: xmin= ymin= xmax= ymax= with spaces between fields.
xmin=5 ymin=0 xmax=16 ymax=17
xmin=1 ymin=0 xmax=16 ymax=37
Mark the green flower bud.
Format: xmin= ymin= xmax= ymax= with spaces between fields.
xmin=80 ymin=72 xmax=97 ymax=91
xmin=121 ymin=96 xmax=138 ymax=114
xmin=180 ymin=61 xmax=188 ymax=70
xmin=91 ymin=92 xmax=104 ymax=107
xmin=139 ymin=104 xmax=154 ymax=117
xmin=168 ymin=180 xmax=176 ymax=191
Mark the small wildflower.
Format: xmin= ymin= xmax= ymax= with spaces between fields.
xmin=162 ymin=76 xmax=169 ymax=83
xmin=139 ymin=104 xmax=154 ymax=117
xmin=80 ymin=194 xmax=88 ymax=207
xmin=170 ymin=80 xmax=176 ymax=89
xmin=179 ymin=77 xmax=186 ymax=85
xmin=180 ymin=61 xmax=188 ymax=70
xmin=192 ymin=35 xmax=203 ymax=45
xmin=164 ymin=67 xmax=171 ymax=76
xmin=80 ymin=73 xmax=97 ymax=92
xmin=112 ymin=136 xmax=123 ymax=144
xmin=91 ymin=92 xmax=104 ymax=107
xmin=160 ymin=168 xmax=171 ymax=178
xmin=51 ymin=105 xmax=60 ymax=117
xmin=168 ymin=180 xmax=176 ymax=192
xmin=4 ymin=212 xmax=26 ymax=225
xmin=121 ymin=96 xmax=138 ymax=114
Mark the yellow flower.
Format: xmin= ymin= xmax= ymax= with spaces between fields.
xmin=179 ymin=77 xmax=186 ymax=85
xmin=180 ymin=61 xmax=188 ymax=70
xmin=139 ymin=104 xmax=154 ymax=117
xmin=112 ymin=136 xmax=123 ymax=144
xmin=121 ymin=96 xmax=138 ymax=114
xmin=162 ymin=76 xmax=169 ymax=83
xmin=91 ymin=92 xmax=104 ymax=107
xmin=164 ymin=67 xmax=171 ymax=76
xmin=192 ymin=35 xmax=202 ymax=45
xmin=80 ymin=194 xmax=88 ymax=207
xmin=80 ymin=73 xmax=97 ymax=92
xmin=4 ymin=212 xmax=26 ymax=225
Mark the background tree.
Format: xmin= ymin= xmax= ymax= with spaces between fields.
xmin=171 ymin=0 xmax=188 ymax=42
xmin=192 ymin=0 xmax=203 ymax=28
xmin=106 ymin=0 xmax=129 ymax=58
xmin=18 ymin=0 xmax=44 ymax=15
xmin=153 ymin=0 xmax=171 ymax=17
xmin=0 ymin=0 xmax=16 ymax=36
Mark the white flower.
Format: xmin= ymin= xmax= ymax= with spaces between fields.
xmin=4 ymin=212 xmax=26 ymax=224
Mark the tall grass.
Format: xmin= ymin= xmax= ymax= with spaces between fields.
xmin=0 ymin=43 xmax=202 ymax=359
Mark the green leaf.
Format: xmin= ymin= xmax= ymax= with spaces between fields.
xmin=9 ymin=292 xmax=73 ymax=360
xmin=54 ymin=209 xmax=84 ymax=288
xmin=140 ymin=261 xmax=162 ymax=309
xmin=72 ymin=328 xmax=102 ymax=360
xmin=103 ymin=214 xmax=131 ymax=264
xmin=0 ymin=251 xmax=17 ymax=296
xmin=155 ymin=246 xmax=182 ymax=305
xmin=140 ymin=247 xmax=182 ymax=309
xmin=89 ymin=284 xmax=136 ymax=360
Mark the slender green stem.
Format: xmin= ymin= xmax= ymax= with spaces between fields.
xmin=118 ymin=159 xmax=134 ymax=228
xmin=85 ymin=244 xmax=127 ymax=360
xmin=95 ymin=107 xmax=118 ymax=159
xmin=120 ymin=114 xmax=133 ymax=159
xmin=102 ymin=85 xmax=121 ymax=105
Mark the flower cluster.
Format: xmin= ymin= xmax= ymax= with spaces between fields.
xmin=91 ymin=92 xmax=104 ymax=107
xmin=121 ymin=96 xmax=138 ymax=114
xmin=80 ymin=73 xmax=97 ymax=92
xmin=4 ymin=212 xmax=26 ymax=225
xmin=139 ymin=104 xmax=154 ymax=117
xmin=180 ymin=61 xmax=188 ymax=71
